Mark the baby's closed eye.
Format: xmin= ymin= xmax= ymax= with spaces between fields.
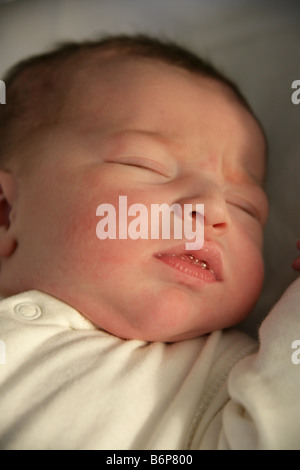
xmin=106 ymin=156 xmax=171 ymax=177
xmin=227 ymin=198 xmax=259 ymax=219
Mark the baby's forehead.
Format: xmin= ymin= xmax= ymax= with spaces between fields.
xmin=63 ymin=53 xmax=250 ymax=121
xmin=62 ymin=54 xmax=267 ymax=172
xmin=78 ymin=54 xmax=265 ymax=128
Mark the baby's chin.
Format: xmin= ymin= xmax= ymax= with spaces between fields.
xmin=28 ymin=276 xmax=255 ymax=343
xmin=85 ymin=288 xmax=238 ymax=343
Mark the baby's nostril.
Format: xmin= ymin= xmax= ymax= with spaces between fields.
xmin=213 ymin=222 xmax=227 ymax=229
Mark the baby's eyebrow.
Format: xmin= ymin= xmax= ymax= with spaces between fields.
xmin=244 ymin=169 xmax=267 ymax=191
xmin=110 ymin=127 xmax=177 ymax=155
xmin=112 ymin=128 xmax=173 ymax=145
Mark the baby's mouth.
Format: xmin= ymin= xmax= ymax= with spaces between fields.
xmin=155 ymin=243 xmax=223 ymax=282
xmin=157 ymin=253 xmax=214 ymax=274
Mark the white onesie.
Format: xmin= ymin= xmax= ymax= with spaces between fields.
xmin=0 ymin=278 xmax=299 ymax=449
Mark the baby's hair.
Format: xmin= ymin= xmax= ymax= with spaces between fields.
xmin=0 ymin=33 xmax=257 ymax=169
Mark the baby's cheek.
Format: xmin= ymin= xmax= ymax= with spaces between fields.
xmin=228 ymin=223 xmax=264 ymax=299
xmin=58 ymin=199 xmax=133 ymax=284
xmin=237 ymin=242 xmax=264 ymax=301
xmin=57 ymin=200 xmax=101 ymax=266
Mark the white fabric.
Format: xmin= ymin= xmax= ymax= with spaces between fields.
xmin=0 ymin=279 xmax=300 ymax=450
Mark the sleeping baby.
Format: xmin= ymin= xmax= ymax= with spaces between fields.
xmin=0 ymin=34 xmax=299 ymax=450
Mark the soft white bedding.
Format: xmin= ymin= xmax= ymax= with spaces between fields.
xmin=0 ymin=0 xmax=299 ymax=336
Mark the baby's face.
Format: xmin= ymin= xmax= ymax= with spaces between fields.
xmin=9 ymin=57 xmax=268 ymax=341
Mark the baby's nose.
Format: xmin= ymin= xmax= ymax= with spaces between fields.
xmin=177 ymin=184 xmax=231 ymax=237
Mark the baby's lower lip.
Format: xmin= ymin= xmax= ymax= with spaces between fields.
xmin=155 ymin=253 xmax=217 ymax=283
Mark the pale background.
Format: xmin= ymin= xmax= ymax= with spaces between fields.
xmin=0 ymin=0 xmax=299 ymax=337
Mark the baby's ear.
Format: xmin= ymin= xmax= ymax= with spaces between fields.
xmin=0 ymin=171 xmax=17 ymax=258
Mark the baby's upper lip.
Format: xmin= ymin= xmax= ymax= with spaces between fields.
xmin=155 ymin=241 xmax=223 ymax=281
